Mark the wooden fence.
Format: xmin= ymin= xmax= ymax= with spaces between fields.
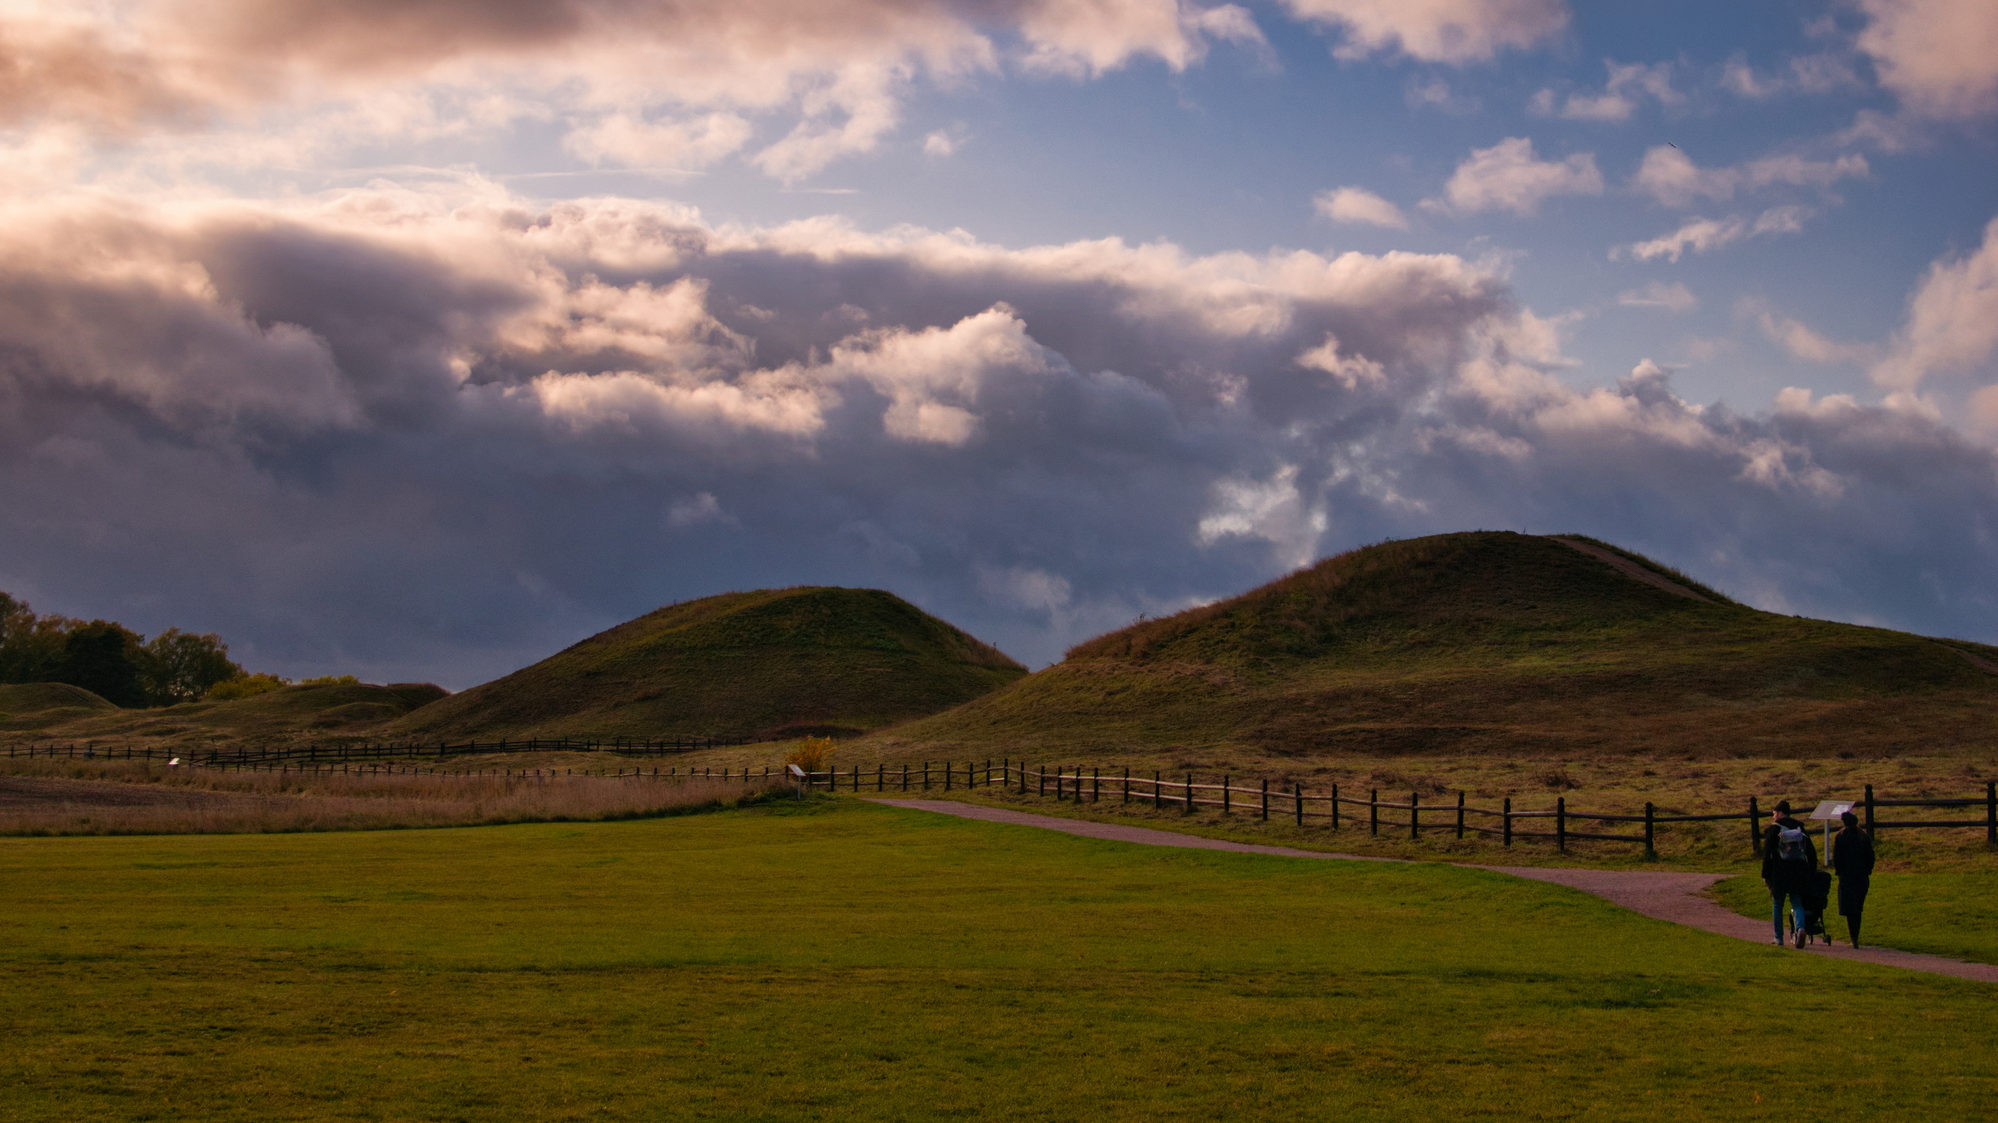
xmin=6 ymin=741 xmax=777 ymax=784
xmin=2 ymin=737 xmax=750 ymax=767
xmin=791 ymin=760 xmax=1998 ymax=857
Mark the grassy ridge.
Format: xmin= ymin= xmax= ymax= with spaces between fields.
xmin=1 ymin=802 xmax=1993 ymax=1120
xmin=388 ymin=586 xmax=1027 ymax=741
xmin=876 ymin=532 xmax=1998 ymax=759
xmin=0 ymin=680 xmax=446 ymax=744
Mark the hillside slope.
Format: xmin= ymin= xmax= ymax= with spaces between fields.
xmin=873 ymin=532 xmax=1998 ymax=760
xmin=389 ymin=587 xmax=1027 ymax=741
xmin=0 ymin=681 xmax=449 ymax=744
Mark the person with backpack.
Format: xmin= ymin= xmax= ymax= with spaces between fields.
xmin=1761 ymin=799 xmax=1819 ymax=947
xmin=1832 ymin=809 xmax=1876 ymax=948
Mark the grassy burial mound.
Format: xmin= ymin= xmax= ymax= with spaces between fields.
xmin=0 ymin=682 xmax=119 ymax=731
xmin=0 ymin=680 xmax=449 ymax=746
xmin=877 ymin=531 xmax=1998 ymax=760
xmin=388 ymin=587 xmax=1027 ymax=742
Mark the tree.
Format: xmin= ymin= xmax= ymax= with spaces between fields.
xmin=141 ymin=628 xmax=243 ymax=706
xmin=0 ymin=593 xmax=74 ymax=685
xmin=56 ymin=620 xmax=148 ymax=708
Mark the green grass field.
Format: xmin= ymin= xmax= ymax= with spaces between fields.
xmin=4 ymin=800 xmax=1995 ymax=1121
xmin=1712 ymin=873 xmax=1998 ymax=964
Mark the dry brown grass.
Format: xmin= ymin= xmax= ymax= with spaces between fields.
xmin=0 ymin=758 xmax=788 ymax=836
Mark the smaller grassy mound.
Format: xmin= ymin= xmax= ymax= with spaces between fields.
xmin=0 ymin=683 xmax=118 ymax=730
xmin=0 ymin=681 xmax=449 ymax=745
xmin=390 ymin=587 xmax=1026 ymax=742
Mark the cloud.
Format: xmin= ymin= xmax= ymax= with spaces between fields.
xmin=1431 ymin=136 xmax=1603 ymax=217
xmin=1720 ymin=52 xmax=1865 ymax=99
xmin=1615 ymin=205 xmax=1814 ymax=262
xmin=1617 ymin=281 xmax=1697 ymax=313
xmin=1405 ymin=77 xmax=1479 ymax=114
xmin=1855 ymin=0 xmax=1998 ymax=118
xmin=1278 ymin=0 xmax=1568 ymax=63
xmin=0 ymin=0 xmax=1265 ymax=182
xmin=1631 ymin=145 xmax=1868 ymax=208
xmin=1530 ymin=59 xmax=1681 ymax=122
xmin=7 ymin=180 xmax=1998 ymax=691
xmin=1754 ymin=308 xmax=1878 ymax=365
xmin=1313 ymin=186 xmax=1409 ymax=229
xmin=1873 ymin=214 xmax=1998 ymax=391
xmin=563 ymin=112 xmax=755 ymax=170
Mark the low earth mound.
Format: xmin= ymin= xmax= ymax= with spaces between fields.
xmin=389 ymin=587 xmax=1027 ymax=741
xmin=0 ymin=681 xmax=450 ymax=746
xmin=0 ymin=682 xmax=118 ymax=730
xmin=875 ymin=531 xmax=1998 ymax=760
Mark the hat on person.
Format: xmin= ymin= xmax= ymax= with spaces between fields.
xmin=1775 ymin=800 xmax=1791 ymax=815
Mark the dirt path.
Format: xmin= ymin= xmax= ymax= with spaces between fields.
xmin=1546 ymin=536 xmax=1717 ymax=603
xmin=871 ymin=799 xmax=1998 ymax=984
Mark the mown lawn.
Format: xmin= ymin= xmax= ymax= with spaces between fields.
xmin=2 ymin=800 xmax=1994 ymax=1121
xmin=1712 ymin=872 xmax=1998 ymax=965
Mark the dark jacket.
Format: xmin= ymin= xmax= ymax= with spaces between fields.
xmin=1832 ymin=827 xmax=1875 ymax=916
xmin=1761 ymin=815 xmax=1818 ymax=892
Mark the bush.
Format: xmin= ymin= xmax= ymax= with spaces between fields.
xmin=784 ymin=736 xmax=837 ymax=772
xmin=205 ymin=673 xmax=291 ymax=701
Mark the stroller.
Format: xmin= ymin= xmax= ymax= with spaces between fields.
xmin=1792 ymin=869 xmax=1833 ymax=947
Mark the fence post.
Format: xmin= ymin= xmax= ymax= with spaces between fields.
xmin=924 ymin=762 xmax=931 ymax=791
xmin=1987 ymin=780 xmax=1996 ymax=846
xmin=1369 ymin=789 xmax=1378 ymax=837
xmin=1260 ymin=779 xmax=1269 ymax=821
xmin=1410 ymin=791 xmax=1420 ymax=841
xmin=1093 ymin=768 xmax=1100 ymax=803
xmin=1185 ymin=773 xmax=1194 ymax=814
xmin=1294 ymin=784 xmax=1303 ymax=826
xmin=1331 ymin=783 xmax=1340 ymax=831
xmin=1222 ymin=775 xmax=1231 ymax=815
xmin=1503 ymin=796 xmax=1512 ymax=847
xmin=852 ymin=765 xmax=859 ymax=793
xmin=1644 ymin=802 xmax=1656 ymax=858
xmin=1749 ymin=796 xmax=1762 ymax=856
xmin=1456 ymin=791 xmax=1465 ymax=839
xmin=878 ymin=764 xmax=884 ymax=792
xmin=944 ymin=761 xmax=952 ymax=792
xmin=1557 ymin=796 xmax=1567 ymax=854
xmin=903 ymin=764 xmax=910 ymax=792
xmin=1863 ymin=785 xmax=1874 ymax=836
xmin=1123 ymin=767 xmax=1131 ymax=804
xmin=1038 ymin=766 xmax=1046 ymax=798
xmin=1153 ymin=770 xmax=1161 ymax=810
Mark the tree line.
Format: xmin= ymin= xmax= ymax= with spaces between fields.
xmin=0 ymin=592 xmax=247 ymax=708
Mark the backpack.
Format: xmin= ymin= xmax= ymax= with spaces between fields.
xmin=1776 ymin=825 xmax=1809 ymax=863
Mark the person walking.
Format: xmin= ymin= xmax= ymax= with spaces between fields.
xmin=1832 ymin=809 xmax=1876 ymax=948
xmin=1761 ymin=799 xmax=1818 ymax=947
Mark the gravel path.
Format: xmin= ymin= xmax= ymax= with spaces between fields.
xmin=871 ymin=799 xmax=1998 ymax=984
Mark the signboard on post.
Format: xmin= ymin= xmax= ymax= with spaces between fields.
xmin=1809 ymin=799 xmax=1854 ymax=855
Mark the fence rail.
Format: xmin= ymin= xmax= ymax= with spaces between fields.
xmin=788 ymin=761 xmax=1998 ymax=857
xmin=5 ymin=741 xmax=777 ymax=784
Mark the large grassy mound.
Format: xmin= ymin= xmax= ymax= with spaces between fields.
xmin=389 ymin=586 xmax=1027 ymax=741
xmin=0 ymin=681 xmax=450 ymax=745
xmin=874 ymin=531 xmax=1998 ymax=759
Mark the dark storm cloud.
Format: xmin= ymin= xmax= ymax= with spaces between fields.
xmin=2 ymin=188 xmax=1995 ymax=688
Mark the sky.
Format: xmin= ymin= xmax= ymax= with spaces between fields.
xmin=2 ymin=0 xmax=1997 ymax=689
